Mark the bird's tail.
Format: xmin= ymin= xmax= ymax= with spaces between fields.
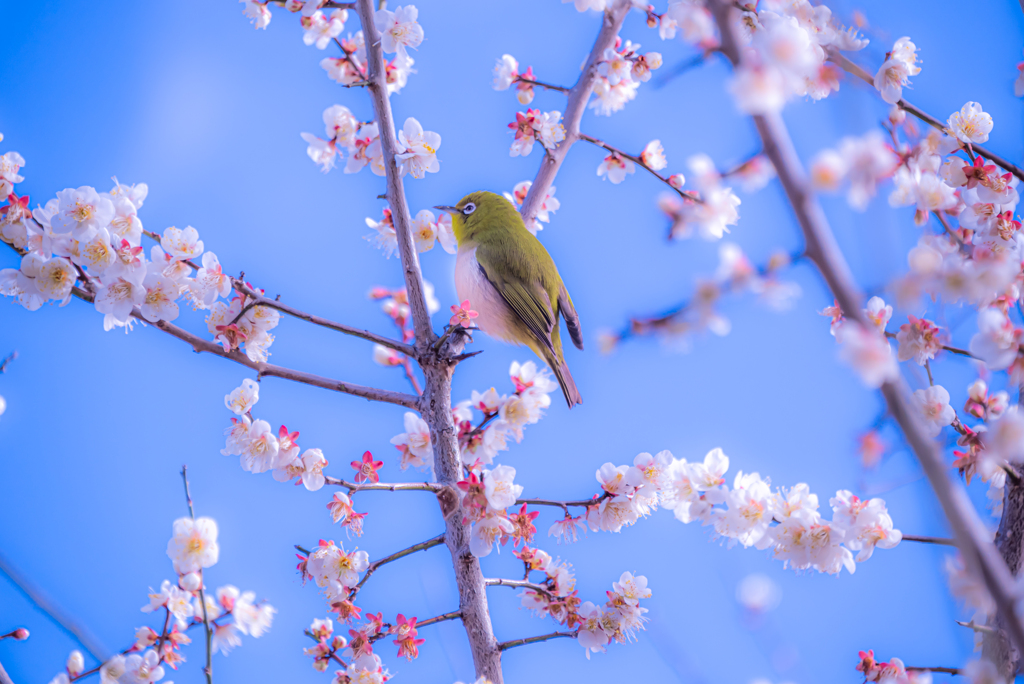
xmin=542 ymin=346 xmax=582 ymax=409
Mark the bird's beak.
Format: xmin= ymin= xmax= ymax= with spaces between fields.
xmin=433 ymin=205 xmax=458 ymax=213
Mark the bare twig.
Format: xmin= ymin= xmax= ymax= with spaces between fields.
xmin=712 ymin=0 xmax=1024 ymax=658
xmin=514 ymin=76 xmax=571 ymax=94
xmin=484 ymin=578 xmax=554 ymax=597
xmin=497 ymin=631 xmax=576 ymax=652
xmin=324 ymin=477 xmax=441 ymax=493
xmin=516 ymin=492 xmax=609 ymax=513
xmin=901 ymin=534 xmax=956 ymax=546
xmin=347 ymin=534 xmax=445 ymax=601
xmin=519 ymin=0 xmax=634 ymax=225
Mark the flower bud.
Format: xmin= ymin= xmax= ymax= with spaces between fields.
xmin=888 ymin=105 xmax=906 ymax=126
xmin=12 ymin=628 xmax=29 ymax=640
xmin=179 ymin=571 xmax=202 ymax=592
xmin=332 ymin=635 xmax=348 ymax=650
xmin=668 ymin=173 xmax=685 ymax=189
xmin=313 ymin=657 xmax=330 ymax=673
xmin=67 ymin=650 xmax=85 ymax=677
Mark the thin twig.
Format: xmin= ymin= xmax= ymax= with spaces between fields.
xmin=906 ymin=667 xmax=961 ymax=675
xmin=484 ymin=578 xmax=553 ymax=597
xmin=303 ymin=630 xmax=350 ymax=669
xmin=181 ymin=466 xmax=213 ymax=684
xmin=323 ymin=477 xmax=441 ymax=492
xmin=618 ymin=250 xmax=805 ymax=344
xmin=902 ymin=534 xmax=956 ymax=546
xmin=497 ymin=631 xmax=576 ymax=652
xmin=514 ymin=76 xmax=571 ymax=94
xmin=578 ymin=132 xmax=702 ymax=203
xmin=347 ymin=534 xmax=446 ymax=601
xmin=415 ymin=610 xmax=462 ymax=629
xmin=957 ymin=620 xmax=997 ymax=635
xmin=0 ymin=351 xmax=16 ymax=374
xmin=515 ymin=491 xmax=610 ymax=514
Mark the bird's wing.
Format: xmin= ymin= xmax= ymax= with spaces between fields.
xmin=475 ymin=245 xmax=557 ymax=355
xmin=558 ymin=284 xmax=584 ymax=351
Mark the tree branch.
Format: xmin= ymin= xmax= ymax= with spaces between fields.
xmin=514 ymin=76 xmax=570 ymax=94
xmin=615 ymin=250 xmax=804 ymax=346
xmin=711 ymin=0 xmax=1024 ymax=658
xmin=355 ymin=0 xmax=503 ymax=679
xmin=578 ymin=132 xmax=701 ymax=202
xmin=355 ymin=0 xmax=434 ymax=346
xmin=324 ymin=477 xmax=441 ymax=492
xmin=516 ymin=492 xmax=609 ymax=513
xmin=484 ymin=578 xmax=553 ymax=597
xmin=497 ymin=631 xmax=576 ymax=652
xmin=231 ymin=280 xmax=414 ymax=356
xmin=347 ymin=534 xmax=445 ymax=601
xmin=415 ymin=610 xmax=463 ymax=629
xmin=827 ymin=49 xmax=1024 ymax=183
xmin=519 ymin=0 xmax=634 ymax=225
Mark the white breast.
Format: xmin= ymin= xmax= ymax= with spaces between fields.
xmin=454 ymin=245 xmax=517 ymax=343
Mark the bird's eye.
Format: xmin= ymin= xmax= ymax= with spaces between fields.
xmin=462 ymin=202 xmax=476 ymax=215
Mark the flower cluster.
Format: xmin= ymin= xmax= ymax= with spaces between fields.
xmin=656 ymin=153 xmax=741 ymax=240
xmin=365 ymin=207 xmax=455 ymax=259
xmin=503 ymin=181 xmax=560 ymax=234
xmin=567 ymin=447 xmax=900 ymax=574
xmin=810 ymin=130 xmax=901 ymax=210
xmin=590 ymin=39 xmax=663 ymax=116
xmin=46 ymin=515 xmax=274 ymax=684
xmin=367 ymin=280 xmax=440 ymax=348
xmin=302 ymin=108 xmax=439 ymax=179
xmin=220 ymin=379 xmax=330 ymax=490
xmin=492 ymin=54 xmax=543 ymax=105
xmin=242 ymin=2 xmax=420 ymax=93
xmin=508 ymin=109 xmax=566 ymax=157
xmin=725 ymin=0 xmax=868 ymax=114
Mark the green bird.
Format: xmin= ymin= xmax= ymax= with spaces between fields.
xmin=434 ymin=191 xmax=584 ymax=408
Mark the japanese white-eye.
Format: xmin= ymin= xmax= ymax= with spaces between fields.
xmin=435 ymin=191 xmax=584 ymax=408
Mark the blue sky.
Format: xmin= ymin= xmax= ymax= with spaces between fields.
xmin=1 ymin=1 xmax=1023 ymax=683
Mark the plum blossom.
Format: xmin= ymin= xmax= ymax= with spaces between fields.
xmin=913 ymin=385 xmax=955 ymax=437
xmin=597 ymin=153 xmax=635 ymax=184
xmin=970 ymin=308 xmax=1021 ymax=371
xmin=874 ymin=37 xmax=922 ymax=104
xmin=240 ymin=0 xmax=272 ymax=29
xmin=374 ymin=5 xmax=423 ymax=57
xmin=396 ymin=118 xmax=440 ymax=179
xmin=947 ymin=102 xmax=993 ymax=145
xmin=493 ymin=54 xmax=518 ymax=90
xmin=302 ymin=9 xmax=346 ymax=49
xmin=837 ymin=321 xmax=898 ymax=388
xmin=863 ymin=296 xmax=892 ymax=331
xmin=640 ymin=140 xmax=667 ymax=171
xmin=225 ymin=378 xmax=259 ymax=416
xmin=391 ymin=411 xmax=432 ymax=469
xmin=167 ymin=516 xmax=220 ymax=574
xmin=897 ymin=316 xmax=945 ymax=365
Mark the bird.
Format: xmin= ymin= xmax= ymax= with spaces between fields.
xmin=434 ymin=190 xmax=584 ymax=408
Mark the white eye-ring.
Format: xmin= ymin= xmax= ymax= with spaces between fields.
xmin=462 ymin=202 xmax=476 ymax=215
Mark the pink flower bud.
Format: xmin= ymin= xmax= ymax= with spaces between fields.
xmin=668 ymin=173 xmax=686 ymax=189
xmin=12 ymin=628 xmax=29 ymax=641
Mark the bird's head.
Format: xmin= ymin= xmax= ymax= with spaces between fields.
xmin=434 ymin=191 xmax=526 ymax=246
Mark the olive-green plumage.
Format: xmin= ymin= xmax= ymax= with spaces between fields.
xmin=436 ymin=191 xmax=584 ymax=408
